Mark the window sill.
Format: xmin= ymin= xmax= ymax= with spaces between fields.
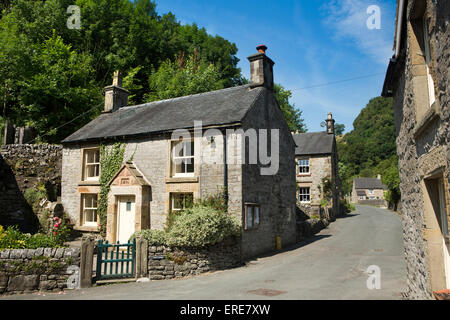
xmin=74 ymin=225 xmax=100 ymax=232
xmin=166 ymin=176 xmax=199 ymax=184
xmin=78 ymin=180 xmax=101 ymax=186
xmin=297 ymin=174 xmax=311 ymax=177
xmin=413 ymin=101 xmax=441 ymax=140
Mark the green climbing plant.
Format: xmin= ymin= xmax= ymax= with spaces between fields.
xmin=98 ymin=142 xmax=125 ymax=237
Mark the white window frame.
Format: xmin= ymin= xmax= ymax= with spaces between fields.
xmin=171 ymin=140 xmax=195 ymax=178
xmin=368 ymin=189 xmax=374 ymax=195
xmin=171 ymin=193 xmax=193 ymax=212
xmin=81 ymin=194 xmax=98 ymax=227
xmin=297 ymin=159 xmax=310 ymax=175
xmin=298 ymin=187 xmax=311 ymax=203
xmin=244 ymin=204 xmax=260 ymax=230
xmin=83 ymin=148 xmax=100 ymax=181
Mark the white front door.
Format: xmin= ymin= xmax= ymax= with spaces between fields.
xmin=117 ymin=196 xmax=136 ymax=244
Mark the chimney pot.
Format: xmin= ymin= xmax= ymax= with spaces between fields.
xmin=325 ymin=112 xmax=335 ymax=135
xmin=256 ymin=44 xmax=268 ymax=54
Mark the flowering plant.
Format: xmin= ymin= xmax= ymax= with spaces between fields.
xmin=51 ymin=216 xmax=71 ymax=244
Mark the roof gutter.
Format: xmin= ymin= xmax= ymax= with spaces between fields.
xmin=381 ymin=0 xmax=406 ymax=97
xmin=394 ymin=0 xmax=406 ymax=59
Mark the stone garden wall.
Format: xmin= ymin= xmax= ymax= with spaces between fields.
xmin=0 ymin=144 xmax=63 ymax=232
xmin=0 ymin=247 xmax=80 ymax=294
xmin=147 ymin=240 xmax=242 ymax=280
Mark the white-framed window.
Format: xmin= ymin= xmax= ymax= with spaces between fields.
xmin=171 ymin=140 xmax=195 ymax=177
xmin=81 ymin=194 xmax=98 ymax=227
xmin=170 ymin=193 xmax=193 ymax=212
xmin=368 ymin=189 xmax=374 ymax=195
xmin=297 ymin=159 xmax=310 ymax=174
xmin=83 ymin=148 xmax=100 ymax=181
xmin=359 ymin=196 xmax=366 ymax=200
xmin=298 ymin=187 xmax=311 ymax=203
xmin=244 ymin=204 xmax=260 ymax=230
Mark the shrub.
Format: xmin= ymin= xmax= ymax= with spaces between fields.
xmin=50 ymin=216 xmax=71 ymax=243
xmin=166 ymin=205 xmax=241 ymax=248
xmin=24 ymin=185 xmax=47 ymax=209
xmin=0 ymin=225 xmax=66 ymax=249
xmin=130 ymin=229 xmax=167 ymax=246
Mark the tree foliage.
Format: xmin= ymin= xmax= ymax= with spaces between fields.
xmin=0 ymin=0 xmax=244 ymax=142
xmin=274 ymin=84 xmax=307 ymax=133
xmin=145 ymin=51 xmax=225 ymax=102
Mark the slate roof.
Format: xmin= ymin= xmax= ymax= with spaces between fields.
xmin=62 ymin=85 xmax=264 ymax=143
xmin=353 ymin=178 xmax=387 ymax=190
xmin=292 ymin=132 xmax=335 ymax=156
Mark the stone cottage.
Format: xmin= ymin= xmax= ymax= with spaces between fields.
xmin=382 ymin=0 xmax=449 ymax=298
xmin=60 ymin=45 xmax=297 ymax=259
xmin=292 ymin=113 xmax=341 ymax=219
xmin=351 ymin=176 xmax=387 ymax=207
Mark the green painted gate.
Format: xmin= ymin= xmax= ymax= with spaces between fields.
xmin=95 ymin=239 xmax=136 ymax=281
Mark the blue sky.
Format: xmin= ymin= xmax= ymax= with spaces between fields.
xmin=155 ymin=0 xmax=396 ymax=133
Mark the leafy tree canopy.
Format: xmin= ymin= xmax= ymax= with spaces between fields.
xmin=274 ymin=84 xmax=307 ymax=133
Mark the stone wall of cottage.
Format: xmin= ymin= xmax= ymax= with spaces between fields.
xmin=0 ymin=247 xmax=81 ymax=295
xmin=240 ymin=89 xmax=297 ymax=258
xmin=296 ymin=155 xmax=332 ymax=206
xmin=392 ymin=0 xmax=449 ymax=299
xmin=62 ymin=132 xmax=243 ymax=234
xmin=0 ymin=144 xmax=62 ymax=232
xmin=147 ymin=239 xmax=242 ymax=280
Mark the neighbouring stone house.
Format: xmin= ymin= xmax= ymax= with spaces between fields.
xmin=292 ymin=113 xmax=341 ymax=219
xmin=351 ymin=176 xmax=388 ymax=207
xmin=60 ymin=45 xmax=297 ymax=259
xmin=382 ymin=0 xmax=449 ymax=298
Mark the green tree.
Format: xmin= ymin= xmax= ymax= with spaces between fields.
xmin=144 ymin=51 xmax=225 ymax=102
xmin=274 ymin=84 xmax=307 ymax=133
xmin=334 ymin=123 xmax=345 ymax=136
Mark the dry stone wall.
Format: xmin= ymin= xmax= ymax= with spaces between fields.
xmin=147 ymin=241 xmax=242 ymax=280
xmin=0 ymin=247 xmax=80 ymax=294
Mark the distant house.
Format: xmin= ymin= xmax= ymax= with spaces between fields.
xmin=60 ymin=45 xmax=297 ymax=258
xmin=351 ymin=175 xmax=387 ymax=206
xmin=292 ymin=113 xmax=341 ymax=219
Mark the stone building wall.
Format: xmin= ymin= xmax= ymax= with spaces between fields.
xmin=0 ymin=247 xmax=80 ymax=294
xmin=296 ymin=155 xmax=332 ymax=205
xmin=240 ymin=89 xmax=297 ymax=258
xmin=390 ymin=0 xmax=449 ymax=299
xmin=147 ymin=240 xmax=242 ymax=280
xmin=0 ymin=144 xmax=62 ymax=232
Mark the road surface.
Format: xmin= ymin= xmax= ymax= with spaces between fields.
xmin=2 ymin=205 xmax=407 ymax=300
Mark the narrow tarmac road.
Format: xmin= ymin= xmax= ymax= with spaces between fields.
xmin=2 ymin=205 xmax=407 ymax=300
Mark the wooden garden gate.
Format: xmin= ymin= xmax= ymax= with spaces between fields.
xmin=95 ymin=239 xmax=136 ymax=281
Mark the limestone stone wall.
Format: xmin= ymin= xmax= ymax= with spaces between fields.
xmin=296 ymin=155 xmax=332 ymax=205
xmin=0 ymin=144 xmax=62 ymax=232
xmin=240 ymin=89 xmax=297 ymax=258
xmin=391 ymin=0 xmax=449 ymax=299
xmin=0 ymin=247 xmax=80 ymax=295
xmin=147 ymin=240 xmax=242 ymax=280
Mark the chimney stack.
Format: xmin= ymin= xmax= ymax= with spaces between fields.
xmin=326 ymin=112 xmax=335 ymax=135
xmin=104 ymin=70 xmax=129 ymax=113
xmin=377 ymin=174 xmax=382 ymax=180
xmin=247 ymin=45 xmax=274 ymax=90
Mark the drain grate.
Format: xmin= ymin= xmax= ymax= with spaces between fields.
xmin=247 ymin=288 xmax=287 ymax=297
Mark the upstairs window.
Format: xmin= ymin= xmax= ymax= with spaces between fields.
xmin=83 ymin=148 xmax=100 ymax=181
xmin=171 ymin=140 xmax=195 ymax=177
xmin=298 ymin=187 xmax=311 ymax=203
xmin=297 ymin=159 xmax=310 ymax=174
xmin=422 ymin=17 xmax=436 ymax=107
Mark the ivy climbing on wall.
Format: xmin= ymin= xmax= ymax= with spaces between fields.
xmin=98 ymin=142 xmax=125 ymax=237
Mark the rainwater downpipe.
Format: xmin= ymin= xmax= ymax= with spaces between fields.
xmin=395 ymin=0 xmax=405 ymax=59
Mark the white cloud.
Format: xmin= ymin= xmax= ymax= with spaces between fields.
xmin=321 ymin=0 xmax=395 ymax=65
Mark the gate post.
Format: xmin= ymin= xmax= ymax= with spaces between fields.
xmin=135 ymin=236 xmax=148 ymax=279
xmin=80 ymin=235 xmax=95 ymax=288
